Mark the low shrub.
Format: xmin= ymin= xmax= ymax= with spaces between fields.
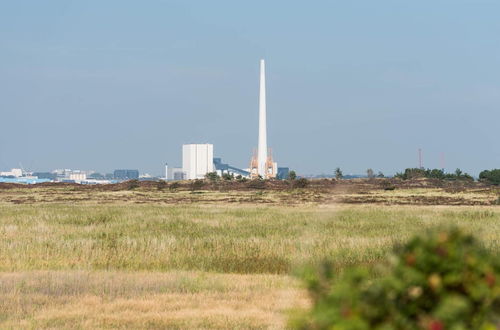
xmin=190 ymin=179 xmax=204 ymax=191
xmin=127 ymin=180 xmax=139 ymax=190
xmin=156 ymin=180 xmax=167 ymax=191
xmin=168 ymin=182 xmax=180 ymax=191
xmin=292 ymin=228 xmax=500 ymax=329
xmin=381 ymin=180 xmax=396 ymax=191
xmin=293 ymin=178 xmax=309 ymax=189
xmin=247 ymin=179 xmax=266 ymax=190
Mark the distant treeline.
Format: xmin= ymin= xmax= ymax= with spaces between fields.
xmin=395 ymin=168 xmax=473 ymax=181
xmin=395 ymin=168 xmax=500 ymax=185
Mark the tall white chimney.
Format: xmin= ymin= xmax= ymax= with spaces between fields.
xmin=258 ymin=59 xmax=268 ymax=177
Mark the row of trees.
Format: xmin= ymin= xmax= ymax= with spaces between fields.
xmin=205 ymin=172 xmax=248 ymax=182
xmin=394 ymin=168 xmax=474 ymax=181
xmin=202 ymin=168 xmax=500 ymax=185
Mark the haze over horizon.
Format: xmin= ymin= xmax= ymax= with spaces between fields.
xmin=1 ymin=1 xmax=499 ymax=176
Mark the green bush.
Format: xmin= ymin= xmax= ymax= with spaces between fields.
xmin=479 ymin=169 xmax=500 ymax=186
xmin=292 ymin=229 xmax=500 ymax=329
xmin=335 ymin=168 xmax=343 ymax=179
xmin=205 ymin=172 xmax=219 ymax=182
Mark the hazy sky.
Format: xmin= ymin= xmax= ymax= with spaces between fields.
xmin=1 ymin=1 xmax=499 ymax=176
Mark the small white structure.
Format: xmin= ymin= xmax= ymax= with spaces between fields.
xmin=69 ymin=173 xmax=87 ymax=181
xmin=165 ymin=164 xmax=185 ymax=181
xmin=182 ymin=144 xmax=214 ymax=180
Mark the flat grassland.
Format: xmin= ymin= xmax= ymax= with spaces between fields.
xmin=0 ymin=183 xmax=499 ymax=328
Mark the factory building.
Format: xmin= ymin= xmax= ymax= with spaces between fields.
xmin=32 ymin=172 xmax=57 ymax=180
xmin=170 ymin=60 xmax=287 ymax=182
xmin=113 ymin=169 xmax=139 ymax=180
xmin=182 ymin=144 xmax=214 ymax=180
xmin=214 ymin=158 xmax=250 ymax=177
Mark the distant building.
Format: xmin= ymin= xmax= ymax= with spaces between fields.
xmin=0 ymin=177 xmax=51 ymax=184
xmin=173 ymin=171 xmax=185 ymax=180
xmin=0 ymin=168 xmax=23 ymax=177
xmin=69 ymin=173 xmax=87 ymax=181
xmin=87 ymin=172 xmax=105 ymax=180
xmin=53 ymin=169 xmax=71 ymax=179
xmin=165 ymin=164 xmax=185 ymax=181
xmin=52 ymin=169 xmax=92 ymax=181
xmin=182 ymin=144 xmax=214 ymax=180
xmin=33 ymin=172 xmax=57 ymax=180
xmin=113 ymin=169 xmax=139 ymax=180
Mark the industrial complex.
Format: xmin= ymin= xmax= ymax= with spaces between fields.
xmin=168 ymin=59 xmax=288 ymax=181
xmin=0 ymin=60 xmax=289 ymax=184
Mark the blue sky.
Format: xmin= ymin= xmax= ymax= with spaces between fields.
xmin=1 ymin=0 xmax=499 ymax=176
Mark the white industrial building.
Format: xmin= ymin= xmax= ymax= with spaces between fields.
xmin=0 ymin=168 xmax=23 ymax=177
xmin=182 ymin=144 xmax=214 ymax=180
xmin=69 ymin=173 xmax=87 ymax=182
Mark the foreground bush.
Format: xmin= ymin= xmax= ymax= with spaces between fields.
xmin=293 ymin=229 xmax=500 ymax=329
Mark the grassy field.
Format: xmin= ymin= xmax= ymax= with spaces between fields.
xmin=0 ymin=186 xmax=499 ymax=328
xmin=0 ymin=271 xmax=303 ymax=329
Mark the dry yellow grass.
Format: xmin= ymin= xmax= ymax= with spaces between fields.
xmin=0 ymin=271 xmax=307 ymax=329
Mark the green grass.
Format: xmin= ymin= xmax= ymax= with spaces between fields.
xmin=1 ymin=204 xmax=499 ymax=274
